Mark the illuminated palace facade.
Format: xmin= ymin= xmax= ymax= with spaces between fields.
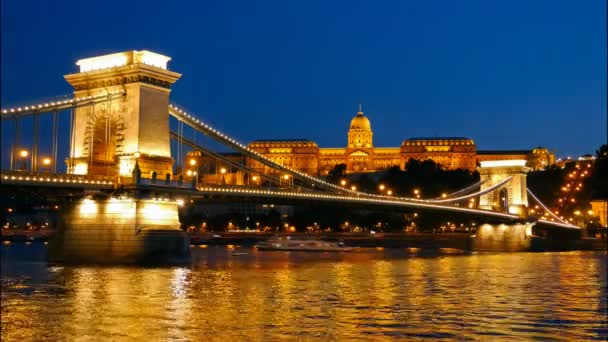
xmin=246 ymin=108 xmax=554 ymax=176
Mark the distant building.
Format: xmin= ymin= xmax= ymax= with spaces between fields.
xmin=401 ymin=137 xmax=477 ymax=171
xmin=186 ymin=107 xmax=556 ymax=176
xmin=590 ymin=200 xmax=607 ymax=228
xmin=248 ymin=139 xmax=320 ymax=176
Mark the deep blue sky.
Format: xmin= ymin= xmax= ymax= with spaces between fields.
xmin=1 ymin=0 xmax=606 ymax=158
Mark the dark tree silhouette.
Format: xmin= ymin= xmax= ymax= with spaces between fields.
xmin=327 ymin=163 xmax=347 ymax=183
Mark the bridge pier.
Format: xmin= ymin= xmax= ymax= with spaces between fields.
xmin=49 ymin=198 xmax=190 ymax=264
xmin=470 ymin=222 xmax=535 ymax=252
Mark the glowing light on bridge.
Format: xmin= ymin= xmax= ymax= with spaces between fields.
xmin=76 ymin=50 xmax=170 ymax=73
xmin=1 ymin=90 xmax=125 ymax=116
xmin=169 ymin=103 xmax=365 ymax=196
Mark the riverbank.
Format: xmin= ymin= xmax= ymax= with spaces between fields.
xmin=189 ymin=232 xmax=607 ymax=251
xmin=2 ymin=230 xmax=605 ymax=251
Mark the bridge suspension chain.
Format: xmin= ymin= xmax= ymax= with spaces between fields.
xmin=422 ymin=177 xmax=513 ymax=204
xmin=169 ymin=131 xmax=285 ymax=188
xmin=428 ymin=179 xmax=488 ymax=200
xmin=168 ymin=104 xmax=357 ymax=195
xmin=167 ymin=103 xmax=518 ymax=205
xmin=0 ymin=91 xmax=125 ymax=119
xmin=526 ymin=189 xmax=572 ymax=226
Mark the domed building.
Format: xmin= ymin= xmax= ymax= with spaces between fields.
xmin=347 ymin=108 xmax=373 ymax=148
xmin=243 ymin=106 xmax=555 ymax=177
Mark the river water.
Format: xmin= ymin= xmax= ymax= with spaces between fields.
xmin=1 ymin=243 xmax=606 ymax=341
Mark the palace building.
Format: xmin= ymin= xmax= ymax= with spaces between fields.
xmin=245 ymin=108 xmax=554 ymax=176
xmin=188 ymin=107 xmax=555 ymax=183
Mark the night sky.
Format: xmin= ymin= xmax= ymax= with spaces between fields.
xmin=1 ymin=0 xmax=606 ymax=159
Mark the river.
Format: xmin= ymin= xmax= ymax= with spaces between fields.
xmin=1 ymin=243 xmax=606 ymax=341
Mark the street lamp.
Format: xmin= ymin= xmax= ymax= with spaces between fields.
xmin=340 ymin=179 xmax=347 ymax=186
xmin=378 ymin=184 xmax=385 ymax=191
xmin=18 ymin=149 xmax=28 ymax=171
xmin=351 ymin=185 xmax=357 ymax=191
xmin=283 ymin=174 xmax=291 ymax=188
xmin=189 ymin=159 xmax=197 ymax=166
xmin=387 ymin=190 xmax=393 ymax=196
xmin=41 ymin=157 xmax=52 ymax=172
xmin=220 ymin=167 xmax=227 ymax=185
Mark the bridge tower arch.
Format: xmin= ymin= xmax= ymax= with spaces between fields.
xmin=64 ymin=50 xmax=181 ymax=178
xmin=478 ymin=160 xmax=531 ymax=216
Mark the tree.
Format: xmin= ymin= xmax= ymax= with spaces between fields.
xmin=590 ymin=144 xmax=608 ymax=199
xmin=327 ymin=163 xmax=347 ymax=183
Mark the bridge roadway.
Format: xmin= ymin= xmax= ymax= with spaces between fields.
xmin=0 ymin=170 xmax=579 ymax=230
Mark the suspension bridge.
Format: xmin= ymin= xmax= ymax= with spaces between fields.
xmin=0 ymin=50 xmax=579 ymax=262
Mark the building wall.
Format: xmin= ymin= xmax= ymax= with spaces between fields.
xmin=248 ymin=140 xmax=319 ymax=176
xmin=590 ymin=200 xmax=608 ymax=228
xmin=401 ymin=138 xmax=477 ymax=171
xmin=231 ymin=113 xmax=556 ymax=176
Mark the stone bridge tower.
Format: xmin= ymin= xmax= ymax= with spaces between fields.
xmin=478 ymin=160 xmax=531 ymax=216
xmin=64 ymin=50 xmax=181 ymax=179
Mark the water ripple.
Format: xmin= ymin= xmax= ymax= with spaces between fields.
xmin=1 ymin=246 xmax=607 ymax=341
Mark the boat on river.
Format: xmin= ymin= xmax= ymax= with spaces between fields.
xmin=255 ymin=237 xmax=353 ymax=252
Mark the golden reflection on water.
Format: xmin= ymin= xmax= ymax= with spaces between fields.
xmin=1 ymin=247 xmax=606 ymax=341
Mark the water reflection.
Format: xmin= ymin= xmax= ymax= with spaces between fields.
xmin=1 ymin=245 xmax=606 ymax=341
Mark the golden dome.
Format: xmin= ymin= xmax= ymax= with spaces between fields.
xmin=349 ymin=111 xmax=371 ymax=131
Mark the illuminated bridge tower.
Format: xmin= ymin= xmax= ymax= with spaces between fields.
xmin=64 ymin=50 xmax=181 ymax=178
xmin=49 ymin=51 xmax=189 ymax=264
xmin=478 ymin=160 xmax=531 ymax=216
xmin=472 ymin=160 xmax=533 ymax=252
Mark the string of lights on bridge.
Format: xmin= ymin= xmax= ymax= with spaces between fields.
xmin=1 ymin=172 xmax=112 ymax=186
xmin=0 ymin=94 xmax=581 ymax=230
xmin=168 ymin=103 xmax=502 ymax=205
xmin=0 ymin=90 xmax=126 ymax=117
xmin=165 ymin=105 xmax=582 ymax=230
xmin=0 ymin=94 xmax=521 ymax=206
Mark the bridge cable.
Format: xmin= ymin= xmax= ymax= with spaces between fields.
xmin=52 ymin=110 xmax=58 ymax=174
xmin=170 ymin=131 xmax=286 ymax=188
xmin=88 ymin=104 xmax=94 ymax=175
xmin=428 ymin=179 xmax=488 ymax=200
xmin=177 ymin=119 xmax=184 ymax=175
xmin=1 ymin=91 xmax=125 ymax=119
xmin=10 ymin=118 xmax=21 ymax=170
xmin=168 ymin=105 xmax=355 ymax=195
xmin=422 ymin=176 xmax=513 ymax=204
xmin=526 ymin=189 xmax=571 ymax=225
xmin=32 ymin=114 xmax=39 ymax=173
xmin=68 ymin=107 xmax=75 ymax=173
xmin=105 ymin=96 xmax=111 ymax=177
